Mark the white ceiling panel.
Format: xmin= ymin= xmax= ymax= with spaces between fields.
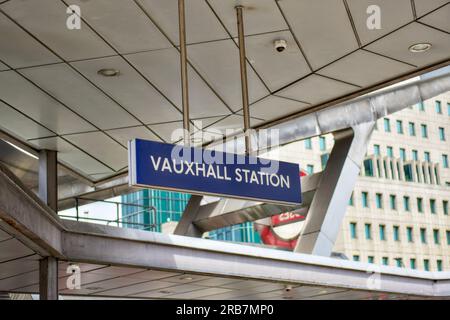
xmin=346 ymin=0 xmax=414 ymax=45
xmin=71 ymin=56 xmax=183 ymax=125
xmin=0 ymin=228 xmax=11 ymax=242
xmin=106 ymin=126 xmax=161 ymax=147
xmin=63 ymin=132 xmax=127 ymax=171
xmin=0 ymin=239 xmax=33 ymax=262
xmin=365 ymin=22 xmax=450 ymax=67
xmin=82 ymin=277 xmax=149 ymax=294
xmin=278 ymin=0 xmax=359 ymax=70
xmin=205 ymin=114 xmax=263 ymax=135
xmin=67 ymin=0 xmax=171 ymax=54
xmin=0 ymin=12 xmax=60 ymax=68
xmin=187 ymin=39 xmax=269 ymax=110
xmin=19 ymin=64 xmax=140 ymax=130
xmin=127 ymin=269 xmax=181 ymax=281
xmin=1 ymin=0 xmax=115 ymax=61
xmin=0 ymin=256 xmax=38 ymax=280
xmin=28 ymin=137 xmax=113 ymax=175
xmin=277 ymin=74 xmax=359 ymax=105
xmin=0 ymin=71 xmax=95 ymax=135
xmin=318 ymin=50 xmax=415 ymax=87
xmin=248 ymin=95 xmax=309 ymax=121
xmin=148 ymin=121 xmax=194 ymax=143
xmin=138 ymin=0 xmax=228 ymax=45
xmin=135 ymin=283 xmax=206 ymax=298
xmin=98 ymin=280 xmax=177 ymax=297
xmin=0 ymin=101 xmax=54 ymax=140
xmin=191 ymin=277 xmax=242 ymax=287
xmin=414 ymin=0 xmax=450 ymax=17
xmin=245 ymin=31 xmax=310 ymax=91
xmin=88 ymin=266 xmax=147 ymax=277
xmin=0 ymin=61 xmax=9 ymax=71
xmin=163 ymin=274 xmax=210 ymax=284
xmin=207 ymin=0 xmax=287 ymax=37
xmin=166 ymin=287 xmax=232 ymax=299
xmin=126 ymin=48 xmax=232 ymax=118
xmin=0 ymin=271 xmax=38 ymax=291
xmin=419 ymin=3 xmax=450 ymax=33
xmin=58 ymin=262 xmax=106 ymax=274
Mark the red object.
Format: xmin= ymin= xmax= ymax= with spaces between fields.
xmin=256 ymin=170 xmax=308 ymax=250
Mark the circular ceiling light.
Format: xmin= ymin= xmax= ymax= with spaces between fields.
xmin=97 ymin=68 xmax=120 ymax=77
xmin=408 ymin=43 xmax=432 ymax=53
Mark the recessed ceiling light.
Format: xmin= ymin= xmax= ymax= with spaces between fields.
xmin=97 ymin=68 xmax=120 ymax=77
xmin=408 ymin=43 xmax=432 ymax=53
xmin=180 ymin=276 xmax=193 ymax=280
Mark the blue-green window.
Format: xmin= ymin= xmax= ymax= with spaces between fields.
xmin=439 ymin=127 xmax=446 ymax=141
xmin=424 ymin=151 xmax=430 ymax=162
xmin=404 ymin=164 xmax=413 ymax=182
xmin=364 ymin=159 xmax=374 ymax=177
xmin=382 ymin=257 xmax=389 ymax=266
xmin=365 ymin=223 xmax=372 ymax=240
xmin=417 ymin=198 xmax=423 ymax=213
xmin=349 ymin=193 xmax=354 ymax=206
xmin=447 ymin=231 xmax=450 ymax=245
xmin=396 ymin=120 xmax=403 ymax=134
xmin=408 ymin=122 xmax=416 ymax=136
xmin=362 ymin=192 xmax=369 ymax=208
xmin=418 ymin=102 xmax=425 ymax=111
xmin=320 ymin=153 xmax=329 ymax=170
xmin=379 ymin=225 xmax=386 ymax=241
xmin=375 ymin=193 xmax=383 ymax=209
xmin=387 ymin=146 xmax=393 ymax=158
xmin=389 ymin=195 xmax=397 ymax=210
xmin=410 ymin=259 xmax=416 ymax=269
xmin=443 ymin=201 xmax=448 ymax=215
xmin=420 ymin=228 xmax=427 ymax=244
xmin=421 ymin=124 xmax=428 ymax=138
xmin=395 ymin=258 xmax=403 ymax=268
xmin=399 ymin=148 xmax=406 ymax=161
xmin=433 ymin=229 xmax=440 ymax=244
xmin=384 ymin=118 xmax=391 ymax=132
xmin=319 ymin=137 xmax=326 ymax=151
xmin=403 ymin=196 xmax=410 ymax=211
xmin=353 ymin=255 xmax=360 ymax=261
xmin=412 ymin=150 xmax=418 ymax=161
xmin=424 ymin=259 xmax=430 ymax=271
xmin=448 ymin=103 xmax=450 ymax=116
xmin=374 ymin=144 xmax=380 ymax=156
xmin=443 ymin=154 xmax=449 ymax=168
xmin=304 ymin=138 xmax=312 ymax=150
xmin=407 ymin=227 xmax=413 ymax=242
xmin=368 ymin=256 xmax=374 ymax=264
xmin=430 ymin=199 xmax=436 ymax=214
xmin=350 ymin=222 xmax=357 ymax=239
xmin=435 ymin=100 xmax=442 ymax=114
xmin=306 ymin=164 xmax=314 ymax=175
xmin=393 ymin=226 xmax=400 ymax=241
xmin=437 ymin=260 xmax=443 ymax=272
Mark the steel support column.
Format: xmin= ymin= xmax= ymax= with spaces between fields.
xmin=39 ymin=150 xmax=58 ymax=212
xmin=173 ymin=195 xmax=204 ymax=237
xmin=294 ymin=122 xmax=376 ymax=256
xmin=39 ymin=256 xmax=58 ymax=300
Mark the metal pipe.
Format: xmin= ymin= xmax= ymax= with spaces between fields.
xmin=236 ymin=5 xmax=251 ymax=154
xmin=178 ymin=0 xmax=190 ymax=146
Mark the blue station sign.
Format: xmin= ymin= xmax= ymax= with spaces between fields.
xmin=128 ymin=139 xmax=302 ymax=205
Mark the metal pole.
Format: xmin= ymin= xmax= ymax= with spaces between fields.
xmin=116 ymin=203 xmax=120 ymax=227
xmin=236 ymin=5 xmax=251 ymax=155
xmin=178 ymin=0 xmax=190 ymax=146
xmin=75 ymin=198 xmax=79 ymax=221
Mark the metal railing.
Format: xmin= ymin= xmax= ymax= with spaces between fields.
xmin=58 ymin=197 xmax=158 ymax=231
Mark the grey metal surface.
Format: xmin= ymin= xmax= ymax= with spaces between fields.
xmin=39 ymin=257 xmax=58 ymax=300
xmin=38 ymin=149 xmax=58 ymax=212
xmin=295 ymin=123 xmax=375 ymax=256
xmin=1 ymin=165 xmax=450 ymax=299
